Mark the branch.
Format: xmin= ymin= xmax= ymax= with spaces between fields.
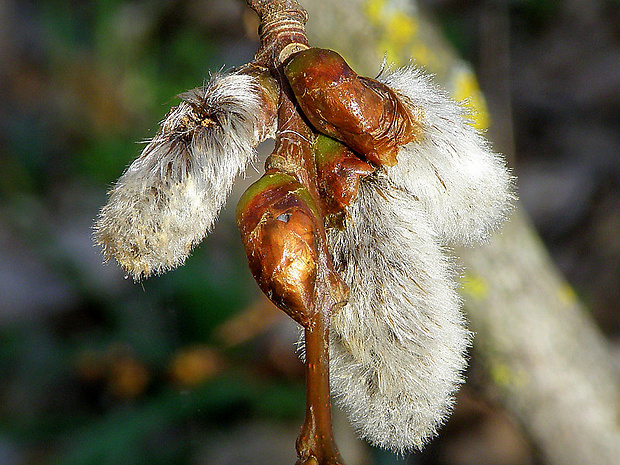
xmin=242 ymin=2 xmax=347 ymax=463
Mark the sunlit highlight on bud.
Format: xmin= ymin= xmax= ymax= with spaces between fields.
xmin=236 ymin=170 xmax=324 ymax=326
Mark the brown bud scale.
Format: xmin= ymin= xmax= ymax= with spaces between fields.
xmin=313 ymin=134 xmax=374 ymax=221
xmin=285 ymin=48 xmax=424 ymax=166
xmin=233 ymin=63 xmax=280 ymax=141
xmin=237 ymin=170 xmax=323 ymax=326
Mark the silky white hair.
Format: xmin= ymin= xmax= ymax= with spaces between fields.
xmin=94 ymin=72 xmax=275 ymax=279
xmin=380 ymin=66 xmax=515 ymax=245
xmin=326 ymin=174 xmax=471 ymax=452
xmin=317 ymin=67 xmax=513 ymax=452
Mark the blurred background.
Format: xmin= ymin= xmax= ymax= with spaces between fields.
xmin=0 ymin=0 xmax=618 ymax=464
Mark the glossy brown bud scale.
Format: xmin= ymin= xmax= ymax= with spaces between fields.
xmin=314 ymin=134 xmax=374 ymax=220
xmin=284 ymin=48 xmax=424 ymax=166
xmin=237 ymin=171 xmax=323 ymax=326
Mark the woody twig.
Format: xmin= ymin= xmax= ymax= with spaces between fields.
xmin=239 ymin=1 xmax=347 ymax=463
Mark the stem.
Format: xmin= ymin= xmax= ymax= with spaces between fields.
xmin=297 ymin=299 xmax=343 ymax=465
xmin=270 ymin=87 xmax=346 ymax=465
xmin=246 ymin=1 xmax=347 ymax=463
xmin=247 ymin=0 xmax=309 ymax=67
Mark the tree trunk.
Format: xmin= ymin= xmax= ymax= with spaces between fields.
xmin=297 ymin=1 xmax=620 ymax=464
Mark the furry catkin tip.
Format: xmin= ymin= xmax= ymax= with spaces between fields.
xmin=94 ymin=72 xmax=276 ymax=280
xmin=380 ymin=66 xmax=515 ymax=245
xmin=325 ymin=174 xmax=471 ymax=452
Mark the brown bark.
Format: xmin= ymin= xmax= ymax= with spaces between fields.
xmin=241 ymin=2 xmax=348 ymax=463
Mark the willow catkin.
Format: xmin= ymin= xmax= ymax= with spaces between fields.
xmin=94 ymin=72 xmax=276 ymax=280
xmin=94 ymin=49 xmax=513 ymax=454
xmin=327 ymin=173 xmax=471 ymax=452
xmin=286 ymin=57 xmax=513 ymax=451
xmin=380 ymin=66 xmax=515 ymax=245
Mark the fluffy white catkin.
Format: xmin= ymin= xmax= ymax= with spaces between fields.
xmin=327 ymin=174 xmax=471 ymax=452
xmin=379 ymin=66 xmax=515 ymax=245
xmin=94 ymin=72 xmax=275 ymax=280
